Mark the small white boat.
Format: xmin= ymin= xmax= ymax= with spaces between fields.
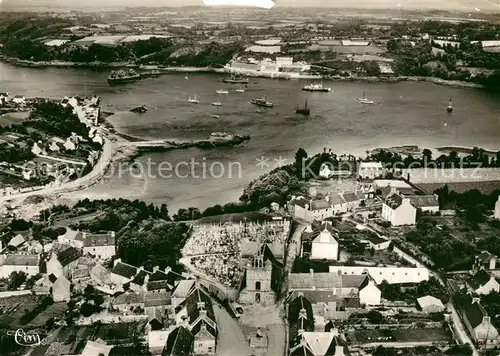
xmin=357 ymin=91 xmax=374 ymax=104
xmin=212 ymin=102 xmax=222 ymax=106
xmin=184 ymin=74 xmax=189 ymax=80
xmin=216 ymin=89 xmax=229 ymax=94
xmin=211 ymin=114 xmax=221 ymax=119
xmin=447 ymin=98 xmax=453 ymax=112
xmin=188 ymin=95 xmax=199 ymax=104
xmin=236 ymin=88 xmax=245 ymax=93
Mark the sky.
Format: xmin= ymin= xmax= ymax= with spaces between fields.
xmin=1 ymin=0 xmax=499 ymax=11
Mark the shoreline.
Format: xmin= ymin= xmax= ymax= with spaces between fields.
xmin=0 ymin=57 xmax=485 ymax=89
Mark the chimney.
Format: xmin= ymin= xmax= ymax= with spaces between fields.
xmin=113 ymin=258 xmax=122 ymax=267
xmin=200 ymin=322 xmax=207 ymax=330
xmin=299 ymin=308 xmax=307 ymax=319
xmin=335 ymin=346 xmax=345 ymax=356
xmin=110 ymin=231 xmax=115 ymax=238
xmin=165 ymin=266 xmax=172 ymax=274
xmin=83 ymin=232 xmax=87 ymax=239
xmin=309 ymin=186 xmax=317 ymax=198
xmin=200 ymin=310 xmax=207 ymax=318
xmin=325 ymin=194 xmax=330 ymax=202
xmin=473 ymin=297 xmax=481 ymax=304
xmin=309 ymin=269 xmax=314 ymax=277
xmin=483 ymin=316 xmax=491 ymax=323
xmin=298 ymin=291 xmax=304 ymax=297
xmin=197 ymin=301 xmax=205 ymax=310
xmin=138 ymin=266 xmax=144 ymax=271
xmin=153 ymin=266 xmax=159 ymax=272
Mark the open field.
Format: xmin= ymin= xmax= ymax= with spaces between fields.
xmin=347 ymin=327 xmax=451 ymax=344
xmin=29 ymin=302 xmax=68 ymax=327
xmin=197 ymin=212 xmax=275 ymax=224
xmin=0 ymin=295 xmax=38 ymax=327
xmin=416 ymin=181 xmax=500 ymax=195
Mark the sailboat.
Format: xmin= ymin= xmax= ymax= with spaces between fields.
xmin=211 ymin=104 xmax=221 ymax=119
xmin=188 ymin=94 xmax=199 ymax=104
xmin=212 ymin=101 xmax=222 ymax=106
xmin=447 ymin=98 xmax=453 ymax=112
xmin=296 ymin=99 xmax=310 ymax=116
xmin=216 ymin=89 xmax=229 ymax=94
xmin=184 ymin=73 xmax=189 ymax=80
xmin=357 ymin=91 xmax=374 ymax=104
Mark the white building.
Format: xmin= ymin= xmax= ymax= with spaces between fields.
xmin=311 ymin=224 xmax=339 ymax=261
xmin=80 ymin=232 xmax=116 ymax=260
xmin=12 ymin=95 xmax=26 ymax=105
xmin=495 ymin=196 xmax=500 ymax=220
xmin=358 ymin=161 xmax=384 ymax=179
xmin=409 ymin=195 xmax=440 ymax=213
xmin=276 ymin=57 xmax=293 ymax=67
xmin=329 ymin=266 xmax=430 ymax=284
xmin=0 ymin=254 xmax=39 ymax=278
xmin=417 ymin=295 xmax=445 ymax=313
xmin=381 ymin=193 xmax=417 ymax=226
xmin=63 ymin=138 xmax=77 ymax=151
xmin=467 ymin=269 xmax=500 ymax=295
xmin=358 ymin=277 xmax=382 ymax=306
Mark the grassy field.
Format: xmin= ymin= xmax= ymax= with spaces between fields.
xmin=29 ymin=302 xmax=68 ymax=327
xmin=0 ymin=295 xmax=38 ymax=328
xmin=416 ymin=181 xmax=500 ymax=195
xmin=348 ymin=327 xmax=451 ymax=343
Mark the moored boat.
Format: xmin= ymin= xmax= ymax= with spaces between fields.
xmin=216 ymin=89 xmax=229 ymax=94
xmin=250 ymin=96 xmax=273 ymax=108
xmin=295 ymin=100 xmax=310 ymax=116
xmin=357 ymin=91 xmax=374 ymax=104
xmin=447 ymin=98 xmax=453 ymax=112
xmin=188 ymin=95 xmax=199 ymax=104
xmin=107 ymin=68 xmax=141 ymax=84
xmin=223 ymin=74 xmax=249 ymax=84
xmin=302 ymin=82 xmax=331 ymax=92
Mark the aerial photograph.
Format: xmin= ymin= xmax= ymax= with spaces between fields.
xmin=0 ymin=0 xmax=499 ymax=355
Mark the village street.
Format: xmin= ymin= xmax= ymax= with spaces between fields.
xmin=213 ymin=304 xmax=253 ymax=356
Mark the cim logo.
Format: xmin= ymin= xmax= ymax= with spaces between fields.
xmin=7 ymin=329 xmax=46 ymax=346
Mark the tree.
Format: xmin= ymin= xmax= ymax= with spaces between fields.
xmin=366 ymin=310 xmax=383 ymax=324
xmin=8 ymin=271 xmax=27 ymax=290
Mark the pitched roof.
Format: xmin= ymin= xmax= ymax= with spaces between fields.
xmin=328 ymin=193 xmax=346 ymax=206
xmin=312 ymin=226 xmax=338 ymax=245
xmin=83 ymin=233 xmax=116 ymax=247
xmin=289 ymin=273 xmax=367 ymax=290
xmin=310 ymin=200 xmax=330 ymax=210
xmin=172 ymin=280 xmax=196 ymax=298
xmin=341 ymin=191 xmax=359 ymax=203
xmin=3 ymin=254 xmax=39 ymax=266
xmin=163 ymin=326 xmax=193 ymax=356
xmin=364 ymin=233 xmax=389 ymax=245
xmin=57 ymin=246 xmax=82 ymax=266
xmin=463 ymin=295 xmax=487 ymax=328
xmin=384 ymin=193 xmax=404 ymax=209
xmin=81 ymin=340 xmax=112 ymax=356
xmin=291 ymin=196 xmax=309 ymax=209
xmin=289 ymin=344 xmax=314 ymax=356
xmin=288 ymin=295 xmax=314 ymax=344
xmin=417 ymin=295 xmax=445 ymax=309
xmin=131 ymin=269 xmax=151 ymax=286
xmin=144 ymin=291 xmax=171 ymax=307
xmin=409 ymin=195 xmax=439 ymax=208
xmin=179 ymin=288 xmax=216 ymax=326
xmin=467 ymin=269 xmax=493 ymax=290
xmin=111 ymin=261 xmax=138 ymax=279
xmin=147 ymin=280 xmax=172 ymax=292
xmin=8 ymin=234 xmax=25 ymax=247
xmin=114 ymin=291 xmax=144 ymax=306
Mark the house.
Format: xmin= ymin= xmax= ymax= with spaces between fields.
xmin=289 ymin=332 xmax=349 ymax=356
xmin=80 ymin=232 xmax=116 ymax=260
xmin=12 ymin=95 xmax=26 ymax=105
xmin=327 ymin=193 xmax=347 ymax=215
xmin=310 ymin=199 xmax=333 ymax=221
xmin=113 ymin=291 xmax=144 ymax=313
xmin=175 ymin=287 xmax=217 ymax=355
xmin=58 ymin=229 xmax=83 ymax=245
xmin=381 ymin=193 xmax=417 ymax=226
xmin=171 ymin=279 xmax=196 ymax=308
xmin=311 ymin=223 xmax=339 ymax=261
xmin=459 ymin=295 xmax=499 ymax=348
xmin=358 ymin=161 xmax=384 ymax=179
xmin=288 ymin=294 xmax=314 ymax=346
xmin=149 ymin=330 xmax=170 ymax=356
xmin=63 ymin=138 xmax=76 ymax=151
xmin=341 ymin=191 xmax=365 ymax=211
xmin=33 ymin=274 xmax=56 ymax=295
xmin=81 ymin=340 xmax=112 ymax=356
xmin=466 ymin=269 xmax=500 ymax=295
xmin=495 ymin=196 xmax=500 ymax=220
xmin=0 ymin=92 xmax=9 ymax=103
xmin=92 ymin=134 xmax=104 ymax=145
xmin=144 ymin=291 xmax=171 ymax=319
xmin=289 ymin=196 xmax=312 ymax=221
xmin=289 ymin=271 xmax=381 ymax=306
xmin=0 ymin=254 xmax=39 ymax=278
xmin=238 ymin=244 xmax=283 ymax=305
xmin=52 ymin=275 xmax=71 ymax=302
xmin=364 ymin=234 xmax=391 ymax=250
xmin=46 ymin=246 xmax=82 ymax=278
xmin=31 ymin=142 xmax=45 ymax=156
xmin=130 ymin=268 xmax=152 ymax=292
xmin=110 ymin=259 xmax=138 ymax=287
xmin=357 ymin=179 xmax=376 ymax=199
xmin=8 ymin=233 xmax=26 ymax=249
xmin=417 ymin=295 xmax=445 ymax=313
xmin=409 ymin=194 xmax=440 ymax=213
xmin=328 ymin=266 xmax=430 ymax=285
xmin=162 ymin=326 xmax=194 ymax=356
xmin=475 ymin=251 xmax=497 ymax=271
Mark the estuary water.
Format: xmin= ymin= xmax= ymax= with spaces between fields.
xmin=1 ymin=62 xmax=499 ymax=211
